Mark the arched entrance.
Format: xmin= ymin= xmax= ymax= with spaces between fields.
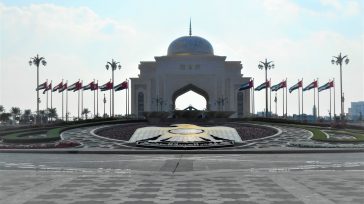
xmin=172 ymin=84 xmax=209 ymax=110
xmin=175 ymin=91 xmax=207 ymax=110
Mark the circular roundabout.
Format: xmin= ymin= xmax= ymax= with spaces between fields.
xmin=4 ymin=120 xmax=363 ymax=150
xmin=60 ymin=122 xmax=283 ymax=149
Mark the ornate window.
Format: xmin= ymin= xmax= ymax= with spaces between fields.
xmin=237 ymin=92 xmax=244 ymax=117
xmin=138 ymin=92 xmax=144 ymax=117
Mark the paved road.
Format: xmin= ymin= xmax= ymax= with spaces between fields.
xmin=0 ymin=153 xmax=363 ymax=204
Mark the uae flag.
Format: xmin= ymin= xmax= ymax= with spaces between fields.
xmin=303 ymin=80 xmax=318 ymax=91
xmin=59 ymin=83 xmax=67 ymax=92
xmin=255 ymin=81 xmax=270 ymax=91
xmin=318 ymin=81 xmax=334 ymax=92
xmin=53 ymin=82 xmax=63 ymax=92
xmin=289 ymin=80 xmax=302 ymax=93
xmin=36 ymin=81 xmax=47 ymax=91
xmin=91 ymin=82 xmax=98 ymax=91
xmin=43 ymin=83 xmax=52 ymax=94
xmin=239 ymin=80 xmax=254 ymax=91
xmin=271 ymin=80 xmax=286 ymax=92
xmin=100 ymin=81 xmax=113 ymax=91
xmin=68 ymin=81 xmax=82 ymax=92
xmin=83 ymin=81 xmax=95 ymax=90
xmin=114 ymin=81 xmax=128 ymax=91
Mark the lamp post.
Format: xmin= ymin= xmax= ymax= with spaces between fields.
xmin=105 ymin=59 xmax=121 ymax=117
xmin=29 ymin=54 xmax=47 ymax=123
xmin=103 ymin=93 xmax=106 ymax=118
xmin=258 ymin=59 xmax=274 ymax=117
xmin=152 ymin=97 xmax=165 ymax=112
xmin=331 ymin=53 xmax=349 ymax=119
xmin=215 ymin=97 xmax=228 ymax=111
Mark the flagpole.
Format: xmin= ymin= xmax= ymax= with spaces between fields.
xmin=269 ymin=78 xmax=272 ymax=115
xmin=46 ymin=79 xmax=48 ymax=111
xmin=62 ymin=90 xmax=64 ymax=121
xmin=50 ymin=80 xmax=53 ymax=110
xmin=253 ymin=79 xmax=255 ymax=116
xmin=109 ymin=89 xmax=112 ymax=117
xmin=61 ymin=79 xmax=64 ymax=121
xmin=330 ymin=80 xmax=332 ymax=121
xmin=282 ymin=85 xmax=284 ymax=117
xmin=125 ymin=82 xmax=128 ymax=116
xmin=93 ymin=79 xmax=96 ymax=118
xmin=46 ymin=87 xmax=48 ymax=110
xmin=298 ymin=79 xmax=300 ymax=119
xmin=285 ymin=78 xmax=288 ymax=118
xmin=66 ymin=80 xmax=68 ymax=122
xmin=97 ymin=80 xmax=99 ymax=117
xmin=301 ymin=78 xmax=304 ymax=121
xmin=313 ymin=79 xmax=316 ymax=118
xmin=128 ymin=79 xmax=130 ymax=115
xmin=333 ymin=78 xmax=336 ymax=119
xmin=81 ymin=82 xmax=84 ymax=119
xmin=317 ymin=78 xmax=320 ymax=119
xmin=250 ymin=84 xmax=252 ymax=116
xmin=78 ymin=88 xmax=80 ymax=120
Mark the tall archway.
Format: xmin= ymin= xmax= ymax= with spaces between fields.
xmin=172 ymin=84 xmax=209 ymax=110
xmin=175 ymin=91 xmax=207 ymax=110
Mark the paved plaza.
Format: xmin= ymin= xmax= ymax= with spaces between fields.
xmin=60 ymin=122 xmax=364 ymax=149
xmin=0 ymin=153 xmax=363 ymax=204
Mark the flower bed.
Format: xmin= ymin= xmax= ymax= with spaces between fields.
xmin=0 ymin=140 xmax=81 ymax=149
xmin=95 ymin=122 xmax=278 ymax=141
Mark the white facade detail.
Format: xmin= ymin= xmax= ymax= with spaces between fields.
xmin=130 ymin=34 xmax=251 ymax=118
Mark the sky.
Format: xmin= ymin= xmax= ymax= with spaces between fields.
xmin=0 ymin=0 xmax=363 ymax=118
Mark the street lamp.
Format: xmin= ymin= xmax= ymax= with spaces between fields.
xmin=105 ymin=59 xmax=121 ymax=117
xmin=103 ymin=93 xmax=107 ymax=118
xmin=29 ymin=54 xmax=47 ymax=123
xmin=258 ymin=59 xmax=274 ymax=117
xmin=152 ymin=97 xmax=165 ymax=112
xmin=331 ymin=53 xmax=349 ymax=119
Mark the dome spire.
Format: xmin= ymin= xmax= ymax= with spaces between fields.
xmin=189 ymin=18 xmax=192 ymax=36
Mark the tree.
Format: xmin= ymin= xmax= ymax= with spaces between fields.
xmin=39 ymin=110 xmax=48 ymax=124
xmin=21 ymin=109 xmax=32 ymax=124
xmin=47 ymin=108 xmax=58 ymax=121
xmin=10 ymin=107 xmax=21 ymax=123
xmin=0 ymin=105 xmax=4 ymax=113
xmin=82 ymin=108 xmax=90 ymax=120
xmin=0 ymin=113 xmax=11 ymax=123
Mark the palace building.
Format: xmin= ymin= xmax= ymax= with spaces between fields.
xmin=130 ymin=25 xmax=251 ymax=118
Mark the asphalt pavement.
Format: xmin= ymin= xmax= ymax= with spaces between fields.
xmin=0 ymin=153 xmax=363 ymax=204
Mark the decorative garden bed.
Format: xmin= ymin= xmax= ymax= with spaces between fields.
xmin=95 ymin=122 xmax=278 ymax=142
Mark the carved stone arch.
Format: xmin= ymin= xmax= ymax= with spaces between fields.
xmin=172 ymin=84 xmax=209 ymax=110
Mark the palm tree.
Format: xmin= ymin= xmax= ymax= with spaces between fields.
xmin=82 ymin=108 xmax=91 ymax=120
xmin=0 ymin=113 xmax=11 ymax=124
xmin=10 ymin=107 xmax=21 ymax=124
xmin=47 ymin=108 xmax=58 ymax=121
xmin=21 ymin=109 xmax=32 ymax=124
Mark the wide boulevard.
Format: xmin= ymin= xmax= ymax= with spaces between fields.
xmin=0 ymin=153 xmax=363 ymax=204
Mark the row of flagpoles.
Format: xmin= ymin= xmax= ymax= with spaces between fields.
xmin=36 ymin=79 xmax=129 ymax=121
xmin=239 ymin=78 xmax=336 ymax=119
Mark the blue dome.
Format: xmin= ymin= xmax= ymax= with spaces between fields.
xmin=167 ymin=36 xmax=214 ymax=56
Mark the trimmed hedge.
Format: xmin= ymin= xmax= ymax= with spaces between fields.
xmin=2 ymin=119 xmax=146 ymax=144
xmin=2 ymin=130 xmax=59 ymax=143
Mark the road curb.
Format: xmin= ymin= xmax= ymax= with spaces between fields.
xmin=0 ymin=148 xmax=364 ymax=154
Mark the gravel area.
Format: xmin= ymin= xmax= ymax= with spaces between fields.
xmin=95 ymin=122 xmax=278 ymax=141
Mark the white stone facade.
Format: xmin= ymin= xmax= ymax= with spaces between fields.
xmin=130 ymin=35 xmax=251 ymax=118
